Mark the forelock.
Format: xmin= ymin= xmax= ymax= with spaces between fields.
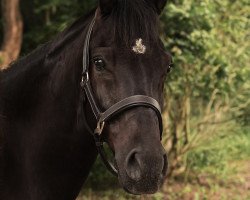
xmin=110 ymin=0 xmax=159 ymax=47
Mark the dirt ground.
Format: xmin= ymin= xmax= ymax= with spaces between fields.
xmin=159 ymin=160 xmax=250 ymax=200
xmin=78 ymin=160 xmax=250 ymax=200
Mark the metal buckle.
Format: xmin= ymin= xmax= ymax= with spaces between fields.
xmin=94 ymin=121 xmax=105 ymax=136
xmin=80 ymin=72 xmax=89 ymax=88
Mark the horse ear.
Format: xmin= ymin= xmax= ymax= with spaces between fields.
xmin=99 ymin=0 xmax=116 ymax=15
xmin=148 ymin=0 xmax=167 ymax=15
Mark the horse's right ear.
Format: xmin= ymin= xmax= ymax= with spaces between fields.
xmin=99 ymin=0 xmax=116 ymax=15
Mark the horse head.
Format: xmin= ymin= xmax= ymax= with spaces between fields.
xmin=84 ymin=0 xmax=171 ymax=194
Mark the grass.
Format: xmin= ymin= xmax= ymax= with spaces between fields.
xmin=186 ymin=126 xmax=250 ymax=178
xmin=0 ymin=56 xmax=3 ymax=65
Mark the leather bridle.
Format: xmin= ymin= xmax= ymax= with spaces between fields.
xmin=80 ymin=13 xmax=163 ymax=176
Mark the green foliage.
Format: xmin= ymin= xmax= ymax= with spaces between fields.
xmin=186 ymin=126 xmax=250 ymax=177
xmin=0 ymin=56 xmax=3 ymax=65
xmin=160 ymin=0 xmax=250 ymax=175
xmin=20 ymin=0 xmax=97 ymax=54
xmin=162 ymin=0 xmax=249 ymax=102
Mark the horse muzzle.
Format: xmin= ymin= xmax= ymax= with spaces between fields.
xmin=116 ymin=146 xmax=168 ymax=195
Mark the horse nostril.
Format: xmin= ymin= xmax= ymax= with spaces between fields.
xmin=125 ymin=148 xmax=168 ymax=182
xmin=125 ymin=149 xmax=142 ymax=181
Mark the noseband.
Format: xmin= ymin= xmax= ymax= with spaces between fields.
xmin=80 ymin=13 xmax=163 ymax=176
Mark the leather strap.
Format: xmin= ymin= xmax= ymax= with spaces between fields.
xmin=93 ymin=134 xmax=118 ymax=176
xmin=84 ymin=81 xmax=101 ymax=119
xmin=82 ymin=15 xmax=96 ymax=74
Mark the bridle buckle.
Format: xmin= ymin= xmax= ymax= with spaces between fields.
xmin=80 ymin=72 xmax=89 ymax=88
xmin=94 ymin=121 xmax=105 ymax=136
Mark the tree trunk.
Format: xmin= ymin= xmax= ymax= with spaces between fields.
xmin=0 ymin=0 xmax=23 ymax=70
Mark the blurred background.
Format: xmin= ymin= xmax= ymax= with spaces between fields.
xmin=0 ymin=0 xmax=249 ymax=199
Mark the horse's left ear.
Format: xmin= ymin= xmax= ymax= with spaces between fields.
xmin=99 ymin=0 xmax=116 ymax=15
xmin=148 ymin=0 xmax=167 ymax=15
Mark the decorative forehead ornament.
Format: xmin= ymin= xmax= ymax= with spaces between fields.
xmin=132 ymin=38 xmax=146 ymax=54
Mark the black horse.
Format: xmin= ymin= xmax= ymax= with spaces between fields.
xmin=0 ymin=0 xmax=172 ymax=199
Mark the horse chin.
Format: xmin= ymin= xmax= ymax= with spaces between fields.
xmin=117 ymin=171 xmax=163 ymax=195
xmin=121 ymin=181 xmax=161 ymax=195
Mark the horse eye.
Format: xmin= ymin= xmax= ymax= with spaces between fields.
xmin=93 ymin=58 xmax=105 ymax=71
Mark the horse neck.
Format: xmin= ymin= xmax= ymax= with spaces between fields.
xmin=1 ymin=13 xmax=92 ymax=125
xmin=2 ymin=13 xmax=99 ymax=200
xmin=0 ymin=72 xmax=5 ymax=200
